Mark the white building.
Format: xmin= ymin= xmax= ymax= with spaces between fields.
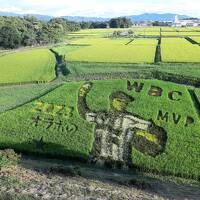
xmin=173 ymin=15 xmax=200 ymax=27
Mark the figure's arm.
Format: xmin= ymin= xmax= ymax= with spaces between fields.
xmin=78 ymin=82 xmax=97 ymax=123
xmin=123 ymin=115 xmax=152 ymax=131
xmin=124 ymin=115 xmax=167 ymax=156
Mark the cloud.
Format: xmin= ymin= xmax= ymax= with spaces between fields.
xmin=0 ymin=6 xmax=37 ymax=14
xmin=0 ymin=0 xmax=199 ymax=17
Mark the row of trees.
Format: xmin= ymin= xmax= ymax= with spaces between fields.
xmin=80 ymin=17 xmax=132 ymax=29
xmin=0 ymin=16 xmax=132 ymax=49
xmin=0 ymin=16 xmax=81 ymax=49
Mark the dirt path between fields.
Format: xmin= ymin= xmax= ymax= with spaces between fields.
xmin=1 ymin=156 xmax=199 ymax=200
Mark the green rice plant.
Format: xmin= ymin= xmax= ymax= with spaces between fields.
xmin=161 ymin=32 xmax=179 ymax=36
xmin=0 ymin=49 xmax=56 ymax=84
xmin=66 ymin=62 xmax=200 ymax=80
xmin=161 ymin=27 xmax=177 ymax=32
xmin=178 ymin=32 xmax=200 ymax=36
xmin=0 ymin=82 xmax=94 ymax=160
xmin=66 ymin=28 xmax=131 ymax=39
xmin=0 ymin=82 xmax=61 ymax=113
xmin=161 ymin=38 xmax=200 ymax=63
xmin=70 ymin=38 xmax=131 ymax=46
xmin=190 ymin=37 xmax=200 ymax=44
xmin=162 ymin=32 xmax=200 ymax=37
xmin=133 ymin=27 xmax=161 ymax=32
xmin=66 ymin=38 xmax=157 ymax=64
xmin=195 ymin=88 xmax=200 ymax=105
xmin=52 ymin=45 xmax=82 ymax=56
xmin=0 ymin=80 xmax=200 ymax=179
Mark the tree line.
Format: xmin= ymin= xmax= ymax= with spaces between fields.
xmin=0 ymin=16 xmax=132 ymax=49
xmin=80 ymin=17 xmax=132 ymax=29
xmin=0 ymin=16 xmax=81 ymax=49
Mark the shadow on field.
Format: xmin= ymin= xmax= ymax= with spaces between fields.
xmin=0 ymin=140 xmax=87 ymax=162
xmin=1 ymin=140 xmax=200 ymax=200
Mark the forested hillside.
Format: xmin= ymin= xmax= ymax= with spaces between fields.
xmin=0 ymin=16 xmax=81 ymax=49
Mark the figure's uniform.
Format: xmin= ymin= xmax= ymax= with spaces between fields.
xmin=85 ymin=112 xmax=152 ymax=166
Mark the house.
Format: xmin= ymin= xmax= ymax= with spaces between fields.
xmin=173 ymin=15 xmax=200 ymax=27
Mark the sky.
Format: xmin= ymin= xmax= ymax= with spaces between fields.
xmin=0 ymin=0 xmax=199 ymax=18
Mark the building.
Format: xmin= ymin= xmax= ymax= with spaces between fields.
xmin=173 ymin=15 xmax=200 ymax=27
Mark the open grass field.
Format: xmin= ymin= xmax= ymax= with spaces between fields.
xmin=66 ymin=38 xmax=158 ymax=64
xmin=0 ymin=79 xmax=200 ymax=179
xmin=161 ymin=38 xmax=200 ymax=63
xmin=0 ymin=49 xmax=56 ymax=84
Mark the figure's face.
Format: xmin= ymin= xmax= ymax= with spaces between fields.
xmin=112 ymin=98 xmax=127 ymax=111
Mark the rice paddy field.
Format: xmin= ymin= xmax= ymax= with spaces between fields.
xmin=61 ymin=28 xmax=200 ymax=65
xmin=161 ymin=32 xmax=200 ymax=36
xmin=1 ymin=27 xmax=200 ymax=182
xmin=161 ymin=38 xmax=200 ymax=63
xmin=0 ymin=80 xmax=200 ymax=179
xmin=190 ymin=36 xmax=200 ymax=43
xmin=0 ymin=49 xmax=56 ymax=84
xmin=66 ymin=28 xmax=130 ymax=39
xmin=66 ymin=38 xmax=158 ymax=63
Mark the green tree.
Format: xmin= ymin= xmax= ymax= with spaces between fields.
xmin=0 ymin=25 xmax=21 ymax=49
xmin=109 ymin=17 xmax=132 ymax=28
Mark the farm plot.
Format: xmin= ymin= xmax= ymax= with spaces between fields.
xmin=161 ymin=32 xmax=179 ymax=36
xmin=134 ymin=27 xmax=161 ymax=32
xmin=67 ymin=28 xmax=130 ymax=39
xmin=161 ymin=27 xmax=177 ymax=32
xmin=178 ymin=32 xmax=200 ymax=36
xmin=70 ymin=38 xmax=131 ymax=45
xmin=67 ymin=38 xmax=158 ymax=64
xmin=162 ymin=31 xmax=200 ymax=37
xmin=134 ymin=27 xmax=161 ymax=36
xmin=195 ymin=88 xmax=200 ymax=105
xmin=161 ymin=38 xmax=200 ymax=63
xmin=135 ymin=31 xmax=160 ymax=36
xmin=0 ymin=82 xmax=60 ymax=113
xmin=0 ymin=79 xmax=199 ymax=179
xmin=66 ymin=62 xmax=200 ymax=80
xmin=190 ymin=37 xmax=200 ymax=44
xmin=52 ymin=45 xmax=82 ymax=56
xmin=0 ymin=82 xmax=94 ymax=160
xmin=0 ymin=49 xmax=56 ymax=84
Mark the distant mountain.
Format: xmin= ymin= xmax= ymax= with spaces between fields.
xmin=62 ymin=13 xmax=192 ymax=22
xmin=127 ymin=13 xmax=191 ymax=22
xmin=0 ymin=12 xmax=193 ymax=22
xmin=24 ymin=14 xmax=53 ymax=21
xmin=0 ymin=11 xmax=21 ymax=17
xmin=0 ymin=11 xmax=53 ymax=21
xmin=0 ymin=12 xmax=107 ymax=22
xmin=61 ymin=16 xmax=109 ymax=22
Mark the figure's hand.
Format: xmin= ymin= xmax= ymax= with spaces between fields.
xmin=79 ymin=82 xmax=93 ymax=97
xmin=132 ymin=124 xmax=167 ymax=157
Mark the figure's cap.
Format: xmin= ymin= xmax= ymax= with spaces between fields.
xmin=110 ymin=91 xmax=134 ymax=103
